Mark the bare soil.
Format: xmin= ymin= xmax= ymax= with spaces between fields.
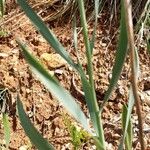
xmin=0 ymin=1 xmax=150 ymax=149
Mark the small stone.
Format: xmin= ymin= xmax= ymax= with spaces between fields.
xmin=19 ymin=145 xmax=29 ymax=150
xmin=40 ymin=53 xmax=66 ymax=69
xmin=54 ymin=69 xmax=63 ymax=75
xmin=0 ymin=53 xmax=9 ymax=57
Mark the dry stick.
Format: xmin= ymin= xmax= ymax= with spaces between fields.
xmin=123 ymin=0 xmax=145 ymax=149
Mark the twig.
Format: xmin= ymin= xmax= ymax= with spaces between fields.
xmin=72 ymin=73 xmax=84 ymax=96
xmin=123 ymin=0 xmax=145 ymax=149
xmin=0 ymin=0 xmax=59 ymax=27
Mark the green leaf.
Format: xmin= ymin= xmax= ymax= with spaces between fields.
xmin=73 ymin=17 xmax=78 ymax=53
xmin=118 ymin=87 xmax=134 ymax=150
xmin=92 ymin=136 xmax=105 ymax=150
xmin=119 ymin=23 xmax=138 ymax=149
xmin=101 ymin=0 xmax=128 ymax=109
xmin=72 ymin=38 xmax=105 ymax=147
xmin=77 ymin=0 xmax=94 ymax=85
xmin=16 ymin=39 xmax=92 ymax=135
xmin=72 ymin=17 xmax=83 ymax=66
xmin=16 ymin=0 xmax=77 ymax=70
xmin=17 ymin=96 xmax=55 ymax=150
xmin=2 ymin=113 xmax=10 ymax=149
xmin=121 ymin=104 xmax=133 ymax=150
xmin=79 ymin=72 xmax=105 ymax=149
xmin=0 ymin=0 xmax=5 ymax=17
xmin=147 ymin=38 xmax=150 ymax=54
xmin=77 ymin=1 xmax=105 ymax=148
xmin=90 ymin=0 xmax=100 ymax=53
xmin=134 ymin=47 xmax=140 ymax=80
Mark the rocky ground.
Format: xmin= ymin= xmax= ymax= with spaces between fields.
xmin=0 ymin=0 xmax=150 ymax=149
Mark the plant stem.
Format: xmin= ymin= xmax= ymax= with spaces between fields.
xmin=123 ymin=0 xmax=145 ymax=149
xmin=77 ymin=0 xmax=94 ymax=86
xmin=77 ymin=0 xmax=105 ymax=149
xmin=77 ymin=0 xmax=96 ymax=110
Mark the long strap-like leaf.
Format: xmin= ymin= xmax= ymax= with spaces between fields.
xmin=90 ymin=0 xmax=100 ymax=53
xmin=2 ymin=113 xmax=10 ymax=149
xmin=0 ymin=0 xmax=5 ymax=17
xmin=16 ymin=39 xmax=92 ymax=135
xmin=101 ymin=0 xmax=128 ymax=109
xmin=17 ymin=96 xmax=55 ymax=150
xmin=119 ymin=28 xmax=139 ymax=150
xmin=118 ymin=87 xmax=134 ymax=150
xmin=17 ymin=0 xmax=77 ymax=70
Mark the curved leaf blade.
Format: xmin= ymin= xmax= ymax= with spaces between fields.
xmin=118 ymin=87 xmax=134 ymax=150
xmin=0 ymin=0 xmax=5 ymax=17
xmin=17 ymin=0 xmax=77 ymax=70
xmin=90 ymin=0 xmax=100 ymax=53
xmin=16 ymin=39 xmax=92 ymax=135
xmin=121 ymin=105 xmax=133 ymax=150
xmin=119 ymin=42 xmax=139 ymax=150
xmin=17 ymin=96 xmax=55 ymax=150
xmin=2 ymin=113 xmax=10 ymax=149
xmin=101 ymin=0 xmax=128 ymax=108
xmin=79 ymin=71 xmax=105 ymax=149
xmin=147 ymin=38 xmax=150 ymax=54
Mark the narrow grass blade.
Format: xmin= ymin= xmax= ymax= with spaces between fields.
xmin=90 ymin=0 xmax=100 ymax=53
xmin=79 ymin=72 xmax=105 ymax=149
xmin=17 ymin=0 xmax=77 ymax=70
xmin=73 ymin=17 xmax=78 ymax=52
xmin=16 ymin=39 xmax=92 ymax=134
xmin=17 ymin=96 xmax=55 ymax=150
xmin=134 ymin=47 xmax=140 ymax=80
xmin=72 ymin=28 xmax=105 ymax=147
xmin=0 ymin=0 xmax=5 ymax=17
xmin=2 ymin=113 xmax=10 ymax=149
xmin=77 ymin=0 xmax=91 ymax=56
xmin=77 ymin=1 xmax=105 ymax=147
xmin=121 ymin=104 xmax=133 ymax=150
xmin=77 ymin=0 xmax=94 ymax=85
xmin=73 ymin=17 xmax=83 ymax=66
xmin=101 ymin=0 xmax=128 ymax=109
xmin=92 ymin=135 xmax=105 ymax=150
xmin=119 ymin=40 xmax=139 ymax=149
xmin=118 ymin=87 xmax=134 ymax=150
xmin=147 ymin=38 xmax=150 ymax=54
